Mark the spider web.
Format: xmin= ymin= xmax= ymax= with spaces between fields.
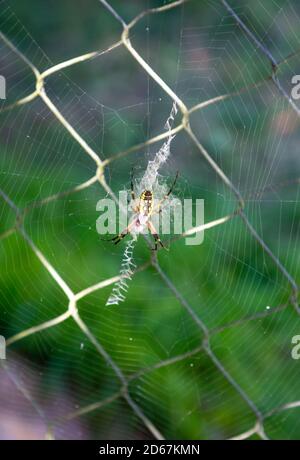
xmin=1 ymin=0 xmax=300 ymax=440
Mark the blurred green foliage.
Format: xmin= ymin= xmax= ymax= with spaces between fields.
xmin=1 ymin=0 xmax=300 ymax=439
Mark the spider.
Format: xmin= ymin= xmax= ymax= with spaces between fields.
xmin=103 ymin=170 xmax=179 ymax=250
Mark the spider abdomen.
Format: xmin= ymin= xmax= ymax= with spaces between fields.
xmin=139 ymin=190 xmax=153 ymax=216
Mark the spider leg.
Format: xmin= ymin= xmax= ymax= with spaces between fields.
xmin=100 ymin=222 xmax=134 ymax=245
xmin=111 ymin=231 xmax=129 ymax=245
xmin=166 ymin=170 xmax=179 ymax=197
xmin=147 ymin=220 xmax=168 ymax=251
xmin=130 ymin=168 xmax=136 ymax=201
xmin=153 ymin=170 xmax=179 ymax=214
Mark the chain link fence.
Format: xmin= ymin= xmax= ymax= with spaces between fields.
xmin=1 ymin=0 xmax=300 ymax=440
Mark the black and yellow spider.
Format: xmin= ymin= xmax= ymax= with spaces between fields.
xmin=104 ymin=170 xmax=179 ymax=250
